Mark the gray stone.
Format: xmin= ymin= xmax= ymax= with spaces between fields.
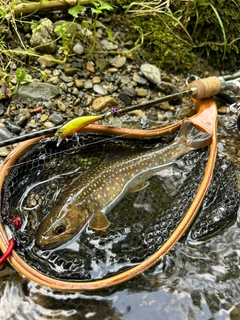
xmin=0 ymin=126 xmax=13 ymax=140
xmin=109 ymin=56 xmax=126 ymax=68
xmin=93 ymin=84 xmax=108 ymax=95
xmin=101 ymin=39 xmax=118 ymax=50
xmin=140 ymin=63 xmax=161 ymax=85
xmin=73 ymin=43 xmax=85 ymax=55
xmin=14 ymin=114 xmax=28 ymax=127
xmin=16 ymin=83 xmax=60 ymax=100
xmin=132 ymin=72 xmax=147 ymax=85
xmin=119 ymin=92 xmax=132 ymax=105
xmin=49 ymin=113 xmax=64 ymax=125
xmin=30 ymin=18 xmax=57 ymax=54
xmin=84 ymin=80 xmax=93 ymax=89
xmin=4 ymin=119 xmax=21 ymax=133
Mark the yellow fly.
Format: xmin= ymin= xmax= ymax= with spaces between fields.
xmin=55 ymin=115 xmax=103 ymax=146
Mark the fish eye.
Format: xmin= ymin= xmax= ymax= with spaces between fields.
xmin=53 ymin=222 xmax=66 ymax=235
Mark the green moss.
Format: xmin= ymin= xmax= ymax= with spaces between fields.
xmin=114 ymin=0 xmax=240 ymax=72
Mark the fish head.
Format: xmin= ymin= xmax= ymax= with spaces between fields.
xmin=36 ymin=205 xmax=88 ymax=250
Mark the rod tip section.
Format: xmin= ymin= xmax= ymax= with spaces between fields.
xmin=190 ymin=77 xmax=222 ymax=100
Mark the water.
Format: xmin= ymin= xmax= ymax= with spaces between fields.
xmin=0 ymin=113 xmax=239 ymax=320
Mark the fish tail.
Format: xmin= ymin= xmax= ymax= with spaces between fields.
xmin=178 ymin=120 xmax=212 ymax=150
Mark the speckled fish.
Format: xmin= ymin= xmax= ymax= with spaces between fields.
xmin=36 ymin=121 xmax=212 ymax=249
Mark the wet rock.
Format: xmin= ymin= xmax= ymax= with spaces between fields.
xmin=30 ymin=18 xmax=57 ymax=54
xmin=16 ymin=83 xmax=60 ymax=100
xmin=109 ymin=56 xmax=126 ymax=68
xmin=73 ymin=42 xmax=85 ymax=55
xmin=119 ymin=92 xmax=132 ymax=105
xmin=140 ymin=63 xmax=161 ymax=85
xmin=93 ymin=84 xmax=108 ymax=95
xmin=49 ymin=113 xmax=64 ymax=125
xmin=132 ymin=72 xmax=147 ymax=85
xmin=101 ymin=39 xmax=118 ymax=50
xmin=92 ymin=96 xmax=118 ymax=112
xmin=14 ymin=114 xmax=28 ymax=127
xmin=0 ymin=126 xmax=13 ymax=140
xmin=96 ymin=59 xmax=110 ymax=72
xmin=4 ymin=119 xmax=21 ymax=133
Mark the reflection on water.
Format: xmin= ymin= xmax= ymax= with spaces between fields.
xmin=0 ymin=114 xmax=240 ymax=320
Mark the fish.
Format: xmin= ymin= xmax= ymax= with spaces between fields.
xmin=36 ymin=121 xmax=212 ymax=249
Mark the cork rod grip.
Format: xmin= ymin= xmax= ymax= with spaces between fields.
xmin=189 ymin=76 xmax=222 ymax=100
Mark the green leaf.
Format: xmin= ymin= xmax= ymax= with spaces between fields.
xmin=16 ymin=69 xmax=26 ymax=83
xmin=68 ymin=5 xmax=86 ymax=18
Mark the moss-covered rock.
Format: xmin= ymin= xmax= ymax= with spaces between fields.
xmin=115 ymin=0 xmax=240 ymax=73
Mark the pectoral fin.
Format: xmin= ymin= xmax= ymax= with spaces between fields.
xmin=89 ymin=210 xmax=110 ymax=231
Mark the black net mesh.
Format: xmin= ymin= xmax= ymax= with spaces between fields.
xmin=0 ymin=132 xmax=239 ymax=281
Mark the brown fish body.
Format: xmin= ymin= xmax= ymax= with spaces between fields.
xmin=36 ymin=121 xmax=212 ymax=249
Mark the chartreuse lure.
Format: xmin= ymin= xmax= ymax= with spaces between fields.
xmin=55 ymin=115 xmax=103 ymax=146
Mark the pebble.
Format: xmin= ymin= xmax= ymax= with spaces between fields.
xmin=49 ymin=113 xmax=64 ymax=124
xmin=119 ymin=75 xmax=130 ymax=84
xmin=101 ymin=39 xmax=118 ymax=50
xmin=140 ymin=63 xmax=161 ymax=85
xmin=84 ymin=80 xmax=93 ymax=89
xmin=86 ymin=61 xmax=95 ymax=73
xmin=60 ymin=74 xmax=73 ymax=83
xmin=4 ymin=119 xmax=21 ymax=133
xmin=109 ymin=56 xmax=126 ymax=68
xmin=57 ymin=100 xmax=67 ymax=112
xmin=64 ymin=65 xmax=79 ymax=76
xmin=40 ymin=114 xmax=48 ymax=122
xmin=119 ymin=92 xmax=132 ymax=105
xmin=135 ymin=88 xmax=148 ymax=97
xmin=44 ymin=121 xmax=54 ymax=128
xmin=122 ymin=86 xmax=136 ymax=97
xmin=128 ymin=110 xmax=145 ymax=118
xmin=132 ymin=72 xmax=147 ymax=85
xmin=73 ymin=42 xmax=84 ymax=55
xmin=74 ymin=78 xmax=84 ymax=88
xmin=92 ymin=96 xmax=118 ymax=112
xmin=93 ymin=84 xmax=108 ymax=95
xmin=92 ymin=76 xmax=101 ymax=84
xmin=0 ymin=147 xmax=10 ymax=157
xmin=14 ymin=114 xmax=28 ymax=127
xmin=0 ymin=126 xmax=13 ymax=140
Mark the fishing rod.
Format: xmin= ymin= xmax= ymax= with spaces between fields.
xmin=0 ymin=73 xmax=240 ymax=148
